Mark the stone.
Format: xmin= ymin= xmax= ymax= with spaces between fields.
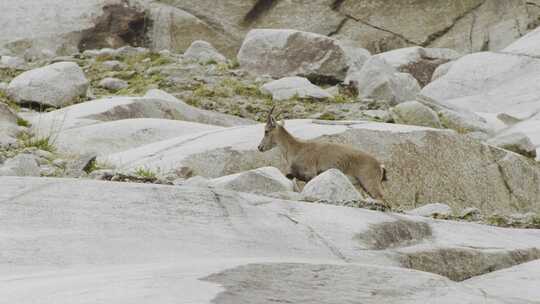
xmin=101 ymin=60 xmax=126 ymax=71
xmin=7 ymin=62 xmax=89 ymax=108
xmin=182 ymin=175 xmax=211 ymax=188
xmin=207 ymin=166 xmax=294 ymax=194
xmin=98 ymin=77 xmax=128 ymax=91
xmin=238 ymin=29 xmax=349 ymax=82
xmin=100 ymin=120 xmax=540 ymax=214
xmin=373 ymin=47 xmax=460 ymax=87
xmin=53 ymin=118 xmax=223 ymax=157
xmin=407 ymin=203 xmax=453 ymax=218
xmin=487 ymin=132 xmax=537 ymax=158
xmin=431 ymin=61 xmax=455 ymax=82
xmin=0 ymin=153 xmax=40 ymax=176
xmin=0 ymin=81 xmax=7 ymax=92
xmin=301 ymin=169 xmax=362 ymax=203
xmin=346 ymin=57 xmax=420 ymax=105
xmin=466 ymin=260 xmax=540 ymax=304
xmin=183 ymin=40 xmax=227 ymax=63
xmin=459 ymin=207 xmax=482 ymax=221
xmin=390 ymin=101 xmax=442 ymax=128
xmin=422 ymin=32 xmax=540 ymax=119
xmin=0 ymin=55 xmax=26 ymax=69
xmin=29 ymin=90 xmax=253 ymax=135
xmin=2 ymin=176 xmax=540 ymax=302
xmin=0 ymin=0 xmax=146 ymax=59
xmin=147 ymin=3 xmax=230 ymax=56
xmin=336 ymin=0 xmax=531 ymax=54
xmin=438 ymin=109 xmax=492 ymax=134
xmin=338 ymin=39 xmax=371 ymax=71
xmin=261 ymin=77 xmax=333 ymax=101
xmin=63 ymin=153 xmax=96 ymax=178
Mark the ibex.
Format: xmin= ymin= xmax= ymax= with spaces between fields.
xmin=258 ymin=107 xmax=388 ymax=204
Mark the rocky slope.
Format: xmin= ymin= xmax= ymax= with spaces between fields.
xmin=1 ymin=0 xmax=540 ymax=59
xmin=1 ymin=3 xmax=540 ymax=303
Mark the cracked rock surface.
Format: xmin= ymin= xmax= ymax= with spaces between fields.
xmin=1 ymin=177 xmax=540 ymax=303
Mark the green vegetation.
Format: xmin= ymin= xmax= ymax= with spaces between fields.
xmin=134 ymin=167 xmax=158 ymax=180
xmin=16 ymin=117 xmax=30 ymax=127
xmin=17 ymin=132 xmax=56 ymax=152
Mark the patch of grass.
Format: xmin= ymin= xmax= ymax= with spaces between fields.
xmin=0 ymin=90 xmax=20 ymax=111
xmin=332 ymin=94 xmax=354 ymax=103
xmin=84 ymin=159 xmax=111 ymax=173
xmin=134 ymin=167 xmax=158 ymax=179
xmin=17 ymin=132 xmax=55 ymax=152
xmin=220 ymin=78 xmax=264 ymax=98
xmin=486 ymin=214 xmax=509 ymax=227
xmin=16 ymin=117 xmax=30 ymax=127
xmin=193 ymin=83 xmax=230 ymax=98
xmin=318 ymin=112 xmax=338 ymax=121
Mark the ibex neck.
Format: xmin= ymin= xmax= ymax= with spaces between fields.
xmin=276 ymin=127 xmax=302 ymax=161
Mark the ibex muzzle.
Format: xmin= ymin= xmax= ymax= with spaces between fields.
xmin=258 ymin=106 xmax=388 ymax=204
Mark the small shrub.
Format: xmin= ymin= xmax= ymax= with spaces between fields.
xmin=16 ymin=117 xmax=30 ymax=127
xmin=17 ymin=132 xmax=55 ymax=152
xmin=134 ymin=167 xmax=157 ymax=179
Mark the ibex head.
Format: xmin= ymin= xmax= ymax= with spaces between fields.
xmin=258 ymin=106 xmax=283 ymax=152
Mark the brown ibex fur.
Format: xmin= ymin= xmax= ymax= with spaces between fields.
xmin=258 ymin=107 xmax=387 ymax=203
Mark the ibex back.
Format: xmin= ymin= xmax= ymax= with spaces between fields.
xmin=258 ymin=107 xmax=387 ymax=203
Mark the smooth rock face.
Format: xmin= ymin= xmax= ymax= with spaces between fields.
xmin=390 ymin=101 xmax=442 ymax=128
xmin=407 ymin=203 xmax=453 ymax=218
xmin=7 ymin=62 xmax=89 ymax=108
xmin=261 ymin=77 xmax=333 ymax=101
xmin=98 ymin=77 xmax=128 ymax=91
xmin=0 ymin=154 xmax=40 ymax=176
xmin=2 ymin=177 xmax=540 ymax=303
xmin=0 ymin=103 xmax=22 ymax=148
xmin=301 ymin=169 xmax=362 ymax=203
xmin=238 ymin=29 xmax=349 ymax=82
xmin=29 ymin=90 xmax=253 ymax=135
xmin=183 ymin=40 xmax=227 ymax=63
xmin=347 ymin=57 xmax=420 ymax=105
xmin=438 ymin=109 xmax=492 ymax=134
xmin=373 ymin=47 xmax=460 ymax=87
xmin=147 ymin=2 xmax=230 ymax=55
xmin=337 ymin=0 xmax=531 ymax=54
xmin=53 ymin=118 xmax=223 ymax=157
xmin=0 ymin=55 xmax=25 ymax=69
xmin=207 ymin=166 xmax=294 ymax=194
xmin=100 ymin=120 xmax=540 ymax=213
xmin=488 ymin=132 xmax=537 ymax=158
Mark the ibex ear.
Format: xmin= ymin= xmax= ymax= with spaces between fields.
xmin=268 ymin=116 xmax=277 ymax=128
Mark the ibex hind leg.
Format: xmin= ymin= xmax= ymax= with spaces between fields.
xmin=356 ymin=176 xmax=390 ymax=210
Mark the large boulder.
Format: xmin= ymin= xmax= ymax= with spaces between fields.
xmin=29 ymin=90 xmax=253 ymax=135
xmin=261 ymin=77 xmax=332 ymax=101
xmin=335 ymin=0 xmax=533 ymax=54
xmin=466 ymin=260 xmax=540 ymax=304
xmin=301 ymin=169 xmax=362 ymax=203
xmin=238 ymin=29 xmax=349 ymax=82
xmin=390 ymin=101 xmax=442 ymax=128
xmin=183 ymin=40 xmax=227 ymax=63
xmin=53 ymin=118 xmax=223 ymax=157
xmin=346 ymin=57 xmax=421 ymax=104
xmin=0 ymin=103 xmax=23 ymax=148
xmin=100 ymin=120 xmax=540 ymax=214
xmin=146 ymin=2 xmax=231 ymax=56
xmin=0 ymin=154 xmax=40 ymax=176
xmin=0 ymin=0 xmax=148 ymax=59
xmin=2 ymin=176 xmax=540 ymax=303
xmin=487 ymin=132 xmax=537 ymax=158
xmin=422 ymin=27 xmax=540 ymax=119
xmin=373 ymin=47 xmax=461 ymax=87
xmin=207 ymin=166 xmax=294 ymax=194
xmin=7 ymin=62 xmax=89 ymax=108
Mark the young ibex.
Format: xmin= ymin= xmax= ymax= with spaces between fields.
xmin=258 ymin=107 xmax=387 ymax=203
